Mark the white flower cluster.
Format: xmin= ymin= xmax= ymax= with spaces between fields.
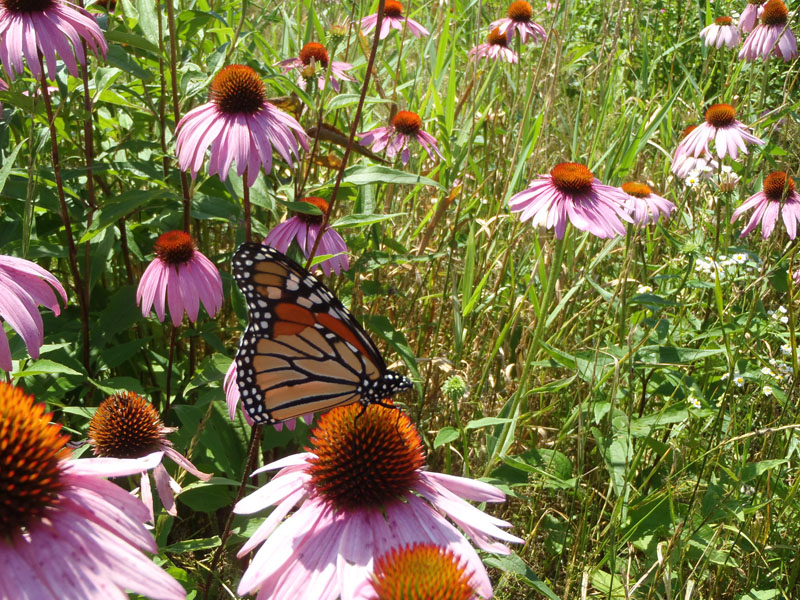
xmin=687 ymin=394 xmax=702 ymax=409
xmin=767 ymin=305 xmax=789 ymax=325
xmin=694 ymin=252 xmax=758 ymax=280
xmin=683 ymin=163 xmax=739 ymax=191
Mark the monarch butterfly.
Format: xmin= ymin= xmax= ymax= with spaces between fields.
xmin=232 ymin=242 xmax=413 ymax=424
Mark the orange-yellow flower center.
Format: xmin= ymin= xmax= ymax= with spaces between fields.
xmin=488 ymin=27 xmax=509 ymax=46
xmin=296 ymin=196 xmax=330 ymax=225
xmin=306 ymin=403 xmax=425 ymax=511
xmin=371 ymin=543 xmax=476 ymax=600
xmin=507 ymin=0 xmax=532 ymax=22
xmin=384 ymin=0 xmax=404 ymax=18
xmin=550 ymin=162 xmax=594 ymax=194
xmin=154 ymin=230 xmax=195 ymax=265
xmin=763 ymin=171 xmax=796 ymax=201
xmin=714 ymin=16 xmax=733 ymax=25
xmin=622 ymin=182 xmax=653 ymax=198
xmin=0 ymin=383 xmax=70 ymax=538
xmin=681 ymin=124 xmax=698 ymax=139
xmin=391 ymin=110 xmax=423 ymax=135
xmin=88 ymin=392 xmax=167 ymax=458
xmin=210 ymin=64 xmax=266 ymax=115
xmin=704 ymin=103 xmax=736 ymax=128
xmin=761 ymin=0 xmax=788 ymax=25
xmin=299 ymin=42 xmax=330 ymax=69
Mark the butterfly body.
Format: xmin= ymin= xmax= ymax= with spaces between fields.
xmin=232 ymin=242 xmax=412 ymax=424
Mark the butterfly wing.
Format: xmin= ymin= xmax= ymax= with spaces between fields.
xmin=232 ymin=242 xmax=410 ymax=424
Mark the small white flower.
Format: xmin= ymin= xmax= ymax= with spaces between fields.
xmin=732 ymin=253 xmax=747 ymax=264
xmin=718 ymin=254 xmax=727 ymax=261
xmin=721 ymin=372 xmax=729 ymax=380
xmin=763 ymin=385 xmax=773 ymax=396
xmin=636 ymin=285 xmax=653 ymax=294
xmin=734 ymin=375 xmax=745 ymax=388
xmin=761 ymin=366 xmax=776 ymax=377
xmin=687 ymin=395 xmax=702 ymax=409
xmin=685 ymin=172 xmax=700 ymax=187
xmin=778 ymin=306 xmax=787 ymax=314
xmin=780 ymin=316 xmax=789 ymax=324
xmin=781 ymin=344 xmax=792 ymax=356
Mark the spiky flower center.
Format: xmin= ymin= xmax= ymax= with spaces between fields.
xmin=0 ymin=383 xmax=69 ymax=538
xmin=0 ymin=0 xmax=54 ymax=13
xmin=622 ymin=182 xmax=652 ymax=198
xmin=296 ymin=196 xmax=330 ymax=225
xmin=154 ymin=230 xmax=195 ymax=265
xmin=299 ymin=42 xmax=330 ymax=69
xmin=392 ymin=110 xmax=423 ymax=135
xmin=714 ymin=16 xmax=733 ymax=25
xmin=761 ymin=0 xmax=788 ymax=25
xmin=384 ymin=0 xmax=404 ymax=18
xmin=488 ymin=28 xmax=509 ymax=47
xmin=704 ymin=103 xmax=736 ymax=128
xmin=550 ymin=162 xmax=594 ymax=194
xmin=681 ymin=124 xmax=698 ymax=139
xmin=371 ymin=543 xmax=476 ymax=600
xmin=763 ymin=171 xmax=796 ymax=201
xmin=210 ymin=65 xmax=266 ymax=115
xmin=507 ymin=0 xmax=532 ymax=22
xmin=306 ymin=403 xmax=425 ymax=511
xmin=88 ymin=392 xmax=167 ymax=458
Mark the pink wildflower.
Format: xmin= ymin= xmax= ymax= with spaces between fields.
xmin=738 ymin=0 xmax=797 ymax=61
xmin=361 ymin=0 xmax=429 ymax=40
xmin=673 ymin=104 xmax=764 ymax=161
xmin=468 ymin=27 xmax=519 ymax=63
xmin=509 ymin=162 xmax=633 ymax=239
xmin=264 ymin=196 xmax=349 ymax=276
xmin=359 ymin=110 xmax=443 ymax=165
xmin=0 ymin=254 xmax=67 ymax=372
xmin=136 ymin=230 xmax=223 ymax=327
xmin=740 ymin=1 xmax=764 ymax=32
xmin=234 ymin=403 xmax=521 ymax=600
xmin=0 ymin=382 xmax=185 ymax=600
xmin=731 ymin=171 xmax=800 ymax=239
xmin=277 ymin=42 xmax=354 ymax=92
xmin=700 ymin=16 xmax=741 ymax=48
xmin=176 ymin=64 xmax=308 ymax=187
xmin=621 ymin=182 xmax=676 ymax=226
xmin=0 ymin=0 xmax=107 ymax=81
xmin=490 ymin=0 xmax=546 ymax=43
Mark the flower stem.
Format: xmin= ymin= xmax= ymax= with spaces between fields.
xmin=304 ymin=0 xmax=387 ymax=269
xmin=164 ymin=324 xmax=177 ymax=414
xmin=202 ymin=425 xmax=262 ymax=599
xmin=39 ymin=59 xmax=91 ymax=373
xmin=165 ymin=0 xmax=192 ymax=230
xmin=243 ymin=169 xmax=252 ymax=242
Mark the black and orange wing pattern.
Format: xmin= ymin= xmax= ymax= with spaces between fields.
xmin=232 ymin=242 xmax=413 ymax=424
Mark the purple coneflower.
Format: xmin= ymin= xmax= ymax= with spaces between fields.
xmin=223 ymin=360 xmax=311 ymax=430
xmin=731 ymin=171 xmax=800 ymax=239
xmin=175 ymin=64 xmax=308 ymax=187
xmin=621 ymin=182 xmax=676 ymax=226
xmin=740 ymin=1 xmax=764 ymax=33
xmin=491 ymin=0 xmax=546 ymax=43
xmin=673 ymin=104 xmax=764 ymax=161
xmin=136 ymin=230 xmax=223 ymax=327
xmin=671 ymin=125 xmax=718 ymax=178
xmin=361 ymin=0 xmax=429 ymax=40
xmin=354 ymin=543 xmax=479 ymax=600
xmin=87 ymin=391 xmax=212 ymax=521
xmin=234 ymin=403 xmax=521 ymax=600
xmin=700 ymin=16 xmax=741 ymax=48
xmin=738 ymin=0 xmax=797 ymax=61
xmin=265 ymin=196 xmax=349 ymax=276
xmin=0 ymin=0 xmax=106 ymax=81
xmin=0 ymin=383 xmax=186 ymax=600
xmin=509 ymin=162 xmax=632 ymax=239
xmin=359 ymin=110 xmax=443 ymax=166
xmin=468 ymin=27 xmax=519 ymax=63
xmin=277 ymin=42 xmax=355 ymax=92
xmin=0 ymin=254 xmax=67 ymax=372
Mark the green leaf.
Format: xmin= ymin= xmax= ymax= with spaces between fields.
xmin=364 ymin=314 xmax=420 ymax=383
xmin=465 ymin=417 xmax=512 ymax=430
xmin=740 ymin=459 xmax=788 ymax=483
xmin=332 ymin=213 xmax=405 ymax=228
xmin=433 ymin=427 xmax=459 ymax=448
xmin=484 ymin=554 xmax=559 ymax=600
xmin=15 ymin=359 xmax=83 ymax=377
xmin=0 ymin=139 xmax=25 ymax=196
xmin=136 ymin=0 xmax=158 ymax=44
xmin=342 ymin=165 xmax=443 ymax=189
